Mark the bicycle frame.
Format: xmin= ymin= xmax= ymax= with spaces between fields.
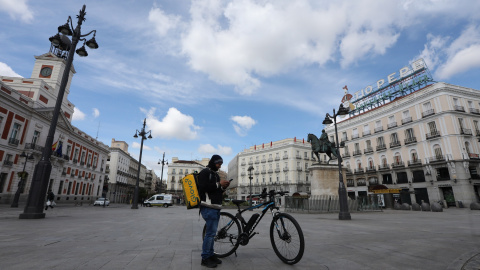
xmin=235 ymin=198 xmax=281 ymax=239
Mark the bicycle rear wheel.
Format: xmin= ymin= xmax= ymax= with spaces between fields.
xmin=270 ymin=213 xmax=305 ymax=264
xmin=202 ymin=211 xmax=241 ymax=258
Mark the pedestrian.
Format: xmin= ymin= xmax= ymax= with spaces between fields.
xmin=45 ymin=190 xmax=55 ymax=210
xmin=197 ymin=154 xmax=230 ymax=268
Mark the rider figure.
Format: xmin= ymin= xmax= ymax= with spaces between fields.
xmin=319 ymin=129 xmax=332 ymax=152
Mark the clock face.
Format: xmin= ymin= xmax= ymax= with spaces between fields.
xmin=40 ymin=67 xmax=52 ymax=77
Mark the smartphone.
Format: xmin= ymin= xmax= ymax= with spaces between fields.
xmin=229 ymin=179 xmax=234 ymax=182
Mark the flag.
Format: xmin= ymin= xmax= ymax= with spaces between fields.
xmin=343 ymin=85 xmax=348 ymax=91
xmin=56 ymin=141 xmax=63 ymax=155
xmin=52 ymin=141 xmax=58 ymax=151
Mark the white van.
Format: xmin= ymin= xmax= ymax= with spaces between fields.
xmin=144 ymin=194 xmax=174 ymax=207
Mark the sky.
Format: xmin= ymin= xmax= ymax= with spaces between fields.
xmin=1 ymin=0 xmax=480 ymax=178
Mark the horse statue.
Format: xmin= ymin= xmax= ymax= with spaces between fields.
xmin=307 ymin=132 xmax=341 ymax=164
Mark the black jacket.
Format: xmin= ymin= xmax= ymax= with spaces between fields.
xmin=47 ymin=192 xmax=55 ymax=201
xmin=198 ymin=167 xmax=224 ymax=209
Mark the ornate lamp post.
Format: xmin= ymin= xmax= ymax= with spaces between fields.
xmin=11 ymin=152 xmax=34 ymax=207
xmin=323 ymin=104 xmax=351 ymax=220
xmin=20 ymin=5 xmax=98 ymax=219
xmin=157 ymin=152 xmax=168 ymax=194
xmin=247 ymin=165 xmax=254 ymax=206
xmin=132 ymin=118 xmax=152 ymax=209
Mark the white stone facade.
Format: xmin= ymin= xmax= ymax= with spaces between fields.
xmin=326 ymin=82 xmax=480 ymax=206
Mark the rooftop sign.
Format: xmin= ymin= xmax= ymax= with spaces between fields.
xmin=343 ymin=59 xmax=434 ymax=116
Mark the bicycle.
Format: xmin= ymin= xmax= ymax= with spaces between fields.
xmin=202 ymin=188 xmax=305 ymax=265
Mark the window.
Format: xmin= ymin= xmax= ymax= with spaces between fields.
xmin=381 ymin=156 xmax=388 ymax=166
xmin=67 ymin=182 xmax=72 ymax=195
xmin=342 ymin=132 xmax=347 ymax=141
xmin=32 ymin=130 xmax=40 ymax=145
xmin=405 ymin=128 xmax=414 ymax=139
xmin=363 ymin=124 xmax=370 ymax=134
xmin=403 ymin=110 xmax=410 ymax=118
xmin=58 ymin=181 xmax=64 ymax=194
xmin=423 ymin=102 xmax=432 ymax=110
xmin=474 ymin=121 xmax=480 ymax=133
xmin=390 ymin=133 xmax=399 ymax=143
xmin=453 ymin=98 xmax=459 ymax=106
xmin=352 ymin=128 xmax=358 ymax=138
xmin=428 ymin=121 xmax=437 ymax=133
xmin=66 ymin=145 xmax=72 ymax=156
xmin=377 ymin=136 xmax=385 ymax=146
xmin=433 ymin=145 xmax=443 ymax=159
xmin=411 ymin=150 xmax=418 ymax=162
xmin=0 ymin=173 xmax=8 ymax=193
xmin=185 ymin=169 xmax=188 ymax=174
xmin=354 ymin=143 xmax=360 ymax=152
xmin=375 ymin=120 xmax=382 ymax=128
xmin=171 ymin=176 xmax=175 ymax=183
xmin=388 ymin=115 xmax=395 ymax=124
xmin=366 ymin=140 xmax=372 ymax=148
xmin=9 ymin=123 xmax=21 ymax=144
xmin=172 ymin=169 xmax=176 ymax=174
xmin=179 ymin=169 xmax=183 ymax=174
xmin=394 ymin=153 xmax=402 ymax=164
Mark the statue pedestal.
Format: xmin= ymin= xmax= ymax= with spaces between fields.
xmin=309 ymin=164 xmax=345 ymax=196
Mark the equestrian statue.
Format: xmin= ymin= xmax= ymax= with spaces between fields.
xmin=307 ymin=130 xmax=340 ymax=164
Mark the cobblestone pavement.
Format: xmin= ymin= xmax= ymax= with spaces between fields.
xmin=0 ymin=204 xmax=479 ymax=270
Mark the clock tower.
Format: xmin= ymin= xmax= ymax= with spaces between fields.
xmin=31 ymin=52 xmax=76 ymax=98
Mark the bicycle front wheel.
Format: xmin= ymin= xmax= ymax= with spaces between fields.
xmin=202 ymin=211 xmax=241 ymax=258
xmin=270 ymin=213 xmax=305 ymax=264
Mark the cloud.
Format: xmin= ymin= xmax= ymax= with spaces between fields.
xmin=198 ymin=144 xmax=232 ymax=156
xmin=231 ymin=115 xmax=257 ymax=136
xmin=132 ymin=141 xmax=152 ymax=151
xmin=141 ymin=107 xmax=200 ymax=140
xmin=0 ymin=0 xmax=33 ymax=23
xmin=180 ymin=1 xmax=411 ymax=94
xmin=434 ymin=25 xmax=480 ymax=79
xmin=92 ymin=108 xmax=100 ymax=118
xmin=0 ymin=62 xmax=22 ymax=77
xmin=148 ymin=6 xmax=181 ymax=36
xmin=72 ymin=107 xmax=86 ymax=121
xmin=414 ymin=34 xmax=449 ymax=71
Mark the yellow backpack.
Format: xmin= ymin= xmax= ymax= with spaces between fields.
xmin=182 ymin=173 xmax=201 ymax=209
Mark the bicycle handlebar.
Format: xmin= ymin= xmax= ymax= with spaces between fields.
xmin=260 ymin=188 xmax=289 ymax=199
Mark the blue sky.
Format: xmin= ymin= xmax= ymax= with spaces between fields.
xmin=1 ymin=0 xmax=480 ymax=177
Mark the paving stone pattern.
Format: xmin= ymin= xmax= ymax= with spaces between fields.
xmin=0 ymin=204 xmax=479 ymax=270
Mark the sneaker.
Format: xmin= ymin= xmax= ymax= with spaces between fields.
xmin=211 ymin=255 xmax=222 ymax=264
xmin=201 ymin=258 xmax=217 ymax=268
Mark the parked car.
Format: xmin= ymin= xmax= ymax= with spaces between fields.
xmin=93 ymin=198 xmax=110 ymax=206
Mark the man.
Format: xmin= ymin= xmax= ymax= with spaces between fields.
xmin=45 ymin=190 xmax=55 ymax=210
xmin=319 ymin=129 xmax=331 ymax=153
xmin=198 ymin=154 xmax=230 ymax=268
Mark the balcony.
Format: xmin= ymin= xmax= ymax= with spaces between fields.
xmin=248 ymin=161 xmax=253 ymax=165
xmin=80 ymin=161 xmax=85 ymax=166
xmin=404 ymin=137 xmax=417 ymax=145
xmin=261 ymin=170 xmax=266 ymax=174
xmin=429 ymin=155 xmax=445 ymax=162
xmin=25 ymin=143 xmax=44 ymax=152
xmin=364 ymin=147 xmax=373 ymax=154
xmin=365 ymin=166 xmax=376 ymax=173
xmin=422 ymin=109 xmax=435 ymax=118
xmin=468 ymin=153 xmax=480 ymax=160
xmin=345 ymin=168 xmax=353 ymax=175
xmin=296 ymin=167 xmax=302 ymax=171
xmin=408 ymin=159 xmax=423 ymax=167
xmin=460 ymin=128 xmax=473 ymax=136
xmin=390 ymin=141 xmax=401 ymax=148
xmin=303 ymin=156 xmax=309 ymax=160
xmin=362 ymin=131 xmax=371 ymax=137
xmin=241 ymin=162 xmax=246 ymax=166
xmin=3 ymin=160 xmax=13 ymax=166
xmin=341 ymin=137 xmax=349 ymax=142
xmin=105 ymin=169 xmax=110 ymax=173
xmin=268 ymin=169 xmax=273 ymax=173
xmin=351 ymin=134 xmax=359 ymax=139
xmin=70 ymin=173 xmax=75 ymax=177
xmin=275 ymin=157 xmax=280 ymax=161
xmin=375 ymin=127 xmax=384 ymax=133
xmin=388 ymin=122 xmax=397 ymax=129
xmin=241 ymin=172 xmax=246 ymax=176
xmin=73 ymin=159 xmax=78 ymax=163
xmin=378 ymin=164 xmax=390 ymax=171
xmin=402 ymin=117 xmax=412 ymax=125
xmin=268 ymin=158 xmax=273 ymax=162
xmin=376 ymin=144 xmax=387 ymax=151
xmin=283 ymin=167 xmax=289 ymax=172
xmin=62 ymin=170 xmax=67 ymax=176
xmin=342 ymin=152 xmax=351 ymax=158
xmin=454 ymin=105 xmax=465 ymax=112
xmin=275 ymin=168 xmax=280 ymax=173
xmin=470 ymin=108 xmax=480 ymax=114
xmin=261 ymin=159 xmax=266 ymax=163
xmin=254 ymin=160 xmax=260 ymax=164
xmin=391 ymin=161 xmax=405 ymax=168
xmin=353 ymin=150 xmax=362 ymax=156
xmin=8 ymin=138 xmax=19 ymax=146
xmin=426 ymin=131 xmax=441 ymax=140
xmin=354 ymin=168 xmax=364 ymax=174
xmin=282 ymin=155 xmax=289 ymax=160
xmin=87 ymin=164 xmax=91 ymax=168
xmin=295 ymin=155 xmax=301 ymax=159
xmin=100 ymin=168 xmax=103 ymax=172
xmin=357 ymin=180 xmax=366 ymax=186
xmin=254 ymin=171 xmax=259 ymax=175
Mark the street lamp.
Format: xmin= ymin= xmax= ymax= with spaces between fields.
xmin=157 ymin=152 xmax=168 ymax=194
xmin=132 ymin=118 xmax=152 ymax=209
xmin=11 ymin=152 xmax=34 ymax=208
xmin=323 ymin=103 xmax=351 ymax=220
xmin=20 ymin=5 xmax=98 ymax=219
xmin=247 ymin=165 xmax=254 ymax=206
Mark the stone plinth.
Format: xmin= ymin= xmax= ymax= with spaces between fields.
xmin=309 ymin=164 xmax=345 ymax=196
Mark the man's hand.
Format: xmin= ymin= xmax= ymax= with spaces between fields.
xmin=220 ymin=179 xmax=230 ymax=189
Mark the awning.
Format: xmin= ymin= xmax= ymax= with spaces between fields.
xmin=372 ymin=188 xmax=401 ymax=194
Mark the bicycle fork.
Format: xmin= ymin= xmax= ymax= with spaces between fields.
xmin=272 ymin=212 xmax=291 ymax=242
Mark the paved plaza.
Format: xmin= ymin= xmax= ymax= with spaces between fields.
xmin=0 ymin=204 xmax=479 ymax=270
